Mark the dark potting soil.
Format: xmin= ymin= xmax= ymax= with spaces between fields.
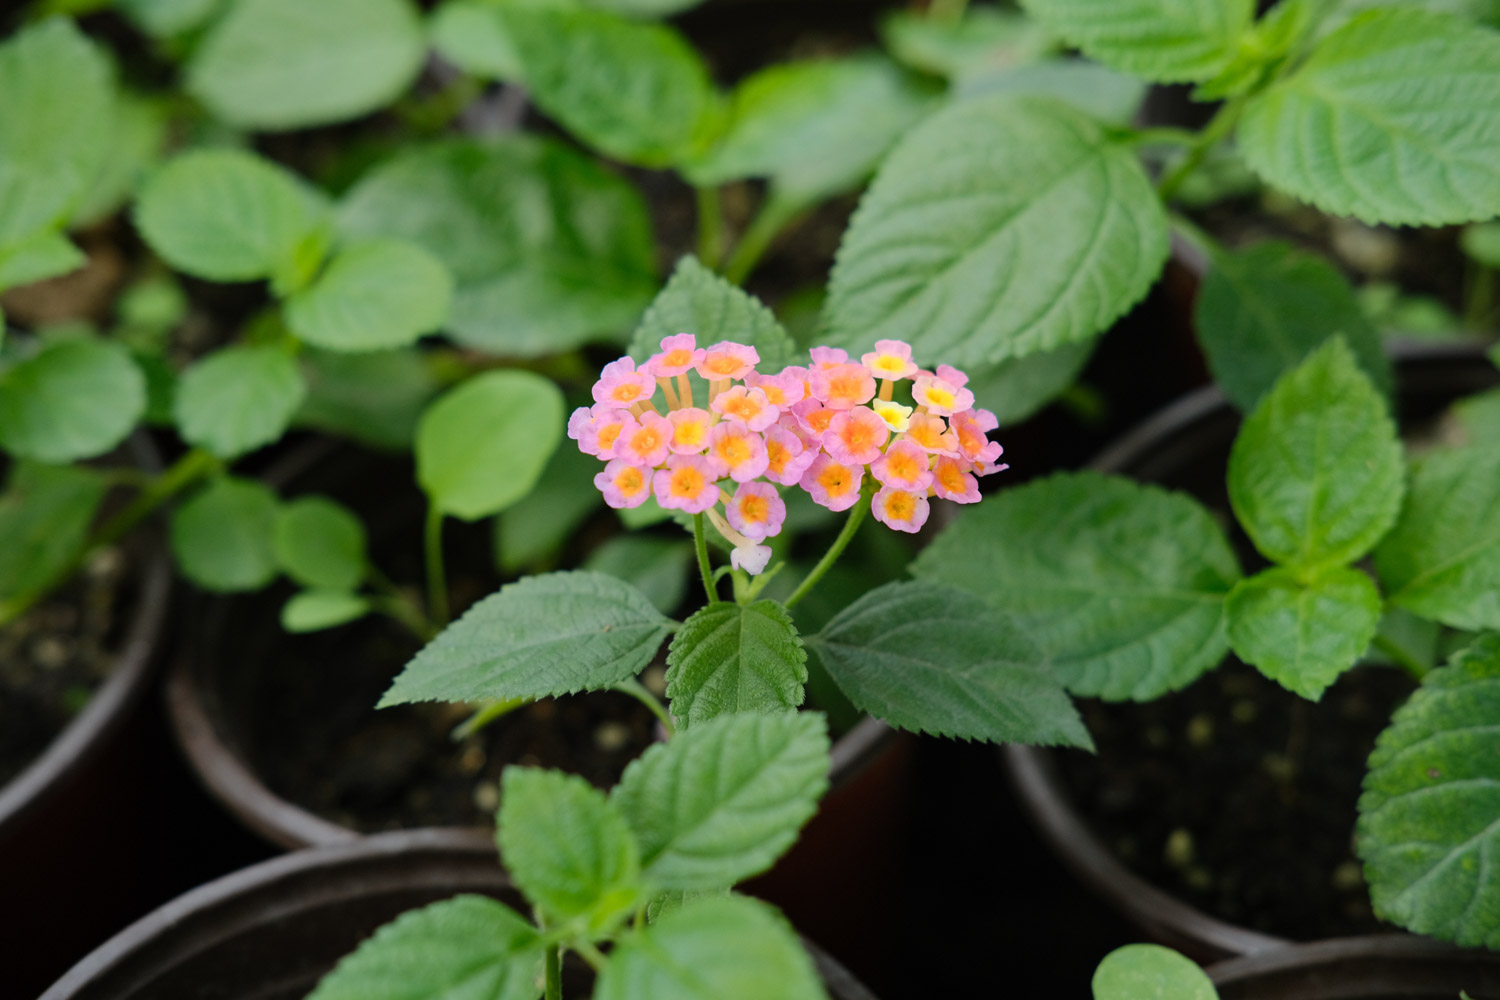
xmin=0 ymin=546 xmax=133 ymax=787
xmin=1055 ymin=659 xmax=1417 ymax=941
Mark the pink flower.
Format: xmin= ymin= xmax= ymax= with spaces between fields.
xmin=727 ymin=481 xmax=786 ymax=541
xmin=935 ymin=363 xmax=970 ymax=388
xmin=789 ymin=399 xmax=838 ymax=443
xmin=931 ymin=457 xmax=981 ymax=504
xmin=569 ymin=404 xmax=632 ymax=458
xmin=745 ymin=370 xmax=805 ymax=408
xmin=653 ymin=455 xmax=721 ymax=513
xmin=697 ymin=341 xmax=760 ymax=380
xmin=644 ymin=333 xmax=704 ymax=378
xmin=667 ymin=407 xmax=715 ymax=454
xmin=763 ymin=425 xmax=817 ymax=486
xmin=911 ymin=374 xmax=974 ymax=417
xmin=706 ymin=421 xmax=769 ymax=482
xmin=801 ymin=454 xmax=863 ymax=512
xmin=903 ymin=412 xmax=959 ymax=457
xmin=615 ymin=411 xmax=673 ymax=468
xmin=871 ymin=440 xmax=933 ymax=492
xmin=823 ymin=406 xmax=890 ymax=467
xmin=861 ymin=339 xmax=918 ymax=381
xmin=951 ymin=411 xmax=1004 ymax=466
xmin=594 ymin=459 xmax=653 ymax=509
xmin=730 ymin=543 xmax=773 ymax=575
xmin=872 ymin=486 xmax=929 ymax=533
xmin=809 ymin=346 xmax=848 ymax=370
xmin=811 ymin=363 xmax=876 ymax=410
xmin=711 ymin=385 xmax=779 ymax=431
xmin=592 ymin=357 xmax=656 ymax=409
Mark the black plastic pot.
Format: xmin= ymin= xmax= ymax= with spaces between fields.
xmin=41 ymin=828 xmax=881 ymax=1000
xmin=1207 ymin=935 xmax=1500 ymax=999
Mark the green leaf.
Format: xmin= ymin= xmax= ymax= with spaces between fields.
xmin=187 ymin=0 xmax=426 ymax=130
xmin=1225 ymin=565 xmax=1381 ymax=700
xmin=1454 ymin=390 xmax=1500 ymax=449
xmin=416 ymin=370 xmax=565 ymax=521
xmin=134 ymin=149 xmax=329 ymax=285
xmin=429 ymin=0 xmax=528 ymax=80
xmin=0 ymin=338 xmax=146 ymax=463
xmin=306 ymin=894 xmax=543 ymax=1000
xmin=956 ymin=59 xmax=1149 ymax=126
xmin=1358 ymin=633 xmax=1500 ymax=948
xmin=581 ymin=535 xmax=692 ymax=616
xmin=281 ymin=590 xmax=372 ymax=633
xmin=1375 ymin=444 xmax=1500 ymax=631
xmin=0 ymin=18 xmax=113 ymax=248
xmin=664 ymin=601 xmax=806 ymax=729
xmin=339 ymin=137 xmax=657 ymax=356
xmin=1237 ymin=8 xmax=1500 ymax=226
xmin=881 ymin=7 xmax=1055 ymax=80
xmin=117 ymin=0 xmax=225 ymax=38
xmin=911 ymin=472 xmax=1241 ymax=701
xmin=0 ymin=462 xmax=106 ymax=600
xmin=628 ymin=256 xmax=795 ymax=371
xmin=296 ymin=348 xmax=440 ymax=451
xmin=962 ymin=337 xmax=1095 ymax=428
xmin=174 ymin=344 xmax=307 ymax=459
xmin=822 ymin=96 xmax=1167 ymax=367
xmin=1462 ymin=222 xmax=1500 ymax=269
xmin=171 ymin=476 xmax=280 ymax=592
xmin=286 ymin=239 xmax=451 ymax=352
xmin=685 ymin=56 xmax=935 ymax=206
xmin=498 ymin=768 xmax=643 ymax=928
xmin=380 ymin=570 xmax=675 ymax=706
xmin=806 ymin=580 xmax=1090 ymax=746
xmin=613 ymin=711 xmax=829 ymax=889
xmin=73 ymin=92 xmax=168 ymax=227
xmin=496 ymin=443 xmax=605 ymax=573
xmin=1092 ymin=943 xmax=1218 ymax=1000
xmin=0 ymin=230 xmax=84 ymax=289
xmin=596 ymin=896 xmax=828 ymax=1000
xmin=497 ymin=4 xmax=721 ymax=167
xmin=273 ymin=496 xmax=367 ymax=591
xmin=593 ymin=0 xmax=708 ymax=15
xmin=645 ymin=887 xmax=730 ymax=923
xmin=1227 ymin=337 xmax=1404 ymax=572
xmin=1017 ymin=0 xmax=1254 ymax=83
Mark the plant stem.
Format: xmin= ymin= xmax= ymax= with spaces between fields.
xmin=696 ymin=185 xmax=724 ymax=269
xmin=784 ymin=494 xmax=869 ymax=610
xmin=1464 ymin=258 xmax=1496 ymax=331
xmin=1128 ymin=127 xmax=1199 ymax=149
xmin=1372 ymin=633 xmax=1429 ymax=682
xmin=544 ymin=945 xmax=563 ymax=1000
xmin=576 ymin=942 xmax=609 ymax=972
xmin=613 ymin=678 xmax=675 ymax=735
xmin=723 ymin=193 xmax=801 ymax=286
xmin=1156 ymin=94 xmax=1251 ymax=204
xmin=424 ymin=504 xmax=449 ymax=630
xmin=693 ymin=512 xmax=717 ymax=603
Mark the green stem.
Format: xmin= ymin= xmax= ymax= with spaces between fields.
xmin=1372 ymin=633 xmax=1429 ymax=682
xmin=695 ymin=185 xmax=724 ymax=269
xmin=368 ymin=564 xmax=437 ymax=641
xmin=1156 ymin=94 xmax=1251 ymax=204
xmin=784 ymin=493 xmax=869 ymax=611
xmin=723 ymin=193 xmax=802 ymax=287
xmin=544 ymin=945 xmax=563 ymax=1000
xmin=1464 ymin=259 xmax=1495 ymax=332
xmin=613 ymin=678 xmax=675 ymax=735
xmin=425 ymin=504 xmax=449 ymax=630
xmin=1128 ymin=127 xmax=1199 ymax=149
xmin=576 ymin=942 xmax=609 ymax=973
xmin=693 ymin=512 xmax=717 ymax=603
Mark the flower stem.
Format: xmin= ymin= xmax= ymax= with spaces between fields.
xmin=544 ymin=945 xmax=563 ymax=1000
xmin=784 ymin=493 xmax=869 ymax=610
xmin=723 ymin=192 xmax=801 ymax=286
xmin=696 ymin=185 xmax=724 ymax=269
xmin=693 ymin=512 xmax=718 ymax=603
xmin=1156 ymin=93 xmax=1250 ymax=204
xmin=613 ymin=677 xmax=675 ymax=735
xmin=1372 ymin=633 xmax=1429 ymax=682
xmin=424 ymin=504 xmax=449 ymax=630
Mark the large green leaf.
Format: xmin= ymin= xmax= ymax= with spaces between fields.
xmin=956 ymin=59 xmax=1149 ymax=126
xmin=1376 ymin=444 xmax=1500 ymax=631
xmin=187 ymin=0 xmax=426 ymax=130
xmin=628 ymin=256 xmax=795 ymax=371
xmin=174 ymin=344 xmax=307 ymax=459
xmin=429 ymin=0 xmax=532 ymax=81
xmin=613 ymin=712 xmax=828 ymax=889
xmin=1092 ymin=944 xmax=1218 ymax=1000
xmin=1018 ymin=0 xmax=1254 ymax=82
xmin=296 ymin=348 xmax=440 ymax=451
xmin=1194 ymin=241 xmax=1390 ymax=411
xmin=380 ymin=570 xmax=675 ymax=706
xmin=273 ymin=496 xmax=367 ymax=591
xmin=664 ymin=601 xmax=806 ymax=729
xmin=596 ymin=896 xmax=828 ymax=1000
xmin=415 ymin=370 xmax=565 ymax=521
xmin=286 ymin=239 xmax=452 ymax=352
xmin=0 ymin=339 xmax=146 ymax=463
xmin=806 ymin=580 xmax=1090 ymax=746
xmin=118 ymin=0 xmax=225 ymax=38
xmin=0 ymin=18 xmax=113 ymax=248
xmin=0 ymin=230 xmax=85 ymax=290
xmin=0 ymin=462 xmax=106 ymax=601
xmin=339 ymin=137 xmax=657 ymax=355
xmin=1227 ymin=337 xmax=1403 ymax=572
xmin=170 ymin=476 xmax=280 ymax=592
xmin=880 ymin=6 xmax=1055 ymax=81
xmin=1237 ymin=7 xmax=1500 ymax=225
xmin=821 ymin=95 xmax=1167 ymax=367
xmin=497 ymin=4 xmax=721 ymax=167
xmin=1226 ymin=565 xmax=1382 ymax=700
xmin=306 ymin=895 xmax=543 ymax=1000
xmin=1358 ymin=634 xmax=1500 ymax=948
xmin=912 ymin=472 xmax=1241 ymax=700
xmin=73 ymin=92 xmax=169 ymax=227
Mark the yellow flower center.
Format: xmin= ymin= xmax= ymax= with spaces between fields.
xmin=937 ymin=462 xmax=967 ymax=493
xmin=670 ymin=466 xmax=705 ymax=498
xmin=705 ymin=355 xmax=739 ymax=376
xmin=885 ymin=491 xmax=917 ymax=521
xmin=613 ymin=383 xmax=643 ymax=403
xmin=766 ymin=438 xmax=791 ymax=474
xmin=615 ymin=466 xmax=646 ymax=495
xmin=599 ymin=424 xmax=624 ymax=450
xmin=740 ymin=495 xmax=769 ymax=524
xmin=818 ymin=464 xmax=854 ymax=496
xmin=674 ymin=420 xmax=707 ymax=449
xmin=888 ymin=450 xmax=924 ymax=481
xmin=715 ymin=434 xmax=753 ymax=466
xmin=924 ymin=386 xmax=955 ymax=410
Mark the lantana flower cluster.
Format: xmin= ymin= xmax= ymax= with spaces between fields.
xmin=568 ymin=334 xmax=1007 ymax=574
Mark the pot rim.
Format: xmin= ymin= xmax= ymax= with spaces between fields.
xmin=1206 ymin=934 xmax=1500 ymax=996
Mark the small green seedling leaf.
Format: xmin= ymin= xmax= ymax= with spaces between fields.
xmin=416 ymin=370 xmax=565 ymax=521
xmin=381 ymin=570 xmax=675 ymax=706
xmin=0 ymin=338 xmax=146 ymax=463
xmin=296 ymin=348 xmax=439 ymax=451
xmin=912 ymin=472 xmax=1241 ymax=701
xmin=174 ymin=344 xmax=307 ymax=460
xmin=429 ymin=0 xmax=528 ymax=81
xmin=498 ymin=768 xmax=644 ymax=931
xmin=306 ymin=894 xmax=543 ymax=1000
xmin=807 ymin=580 xmax=1090 ymax=747
xmin=822 ymin=96 xmax=1167 ymax=367
xmin=171 ymin=477 xmax=280 ymax=592
xmin=273 ymin=496 xmax=366 ymax=591
xmin=629 ymin=256 xmax=795 ymax=372
xmin=581 ymin=535 xmax=692 ymax=616
xmin=881 ymin=6 xmax=1054 ymax=81
xmin=0 ymin=230 xmax=85 ymax=289
xmin=1092 ymin=943 xmax=1218 ymax=1000
xmin=187 ymin=0 xmax=426 ymax=130
xmin=1375 ymin=444 xmax=1500 ymax=632
xmin=1358 ymin=634 xmax=1500 ymax=948
xmin=286 ymin=239 xmax=452 ymax=352
xmin=1018 ymin=0 xmax=1254 ymax=83
xmin=1194 ymin=241 xmax=1390 ymax=411
xmin=281 ymin=590 xmax=371 ymax=633
xmin=665 ymin=601 xmax=806 ymax=729
xmin=613 ymin=711 xmax=829 ymax=890
xmin=74 ymin=91 xmax=169 ymax=228
xmin=0 ymin=463 xmax=106 ymax=600
xmin=1226 ymin=565 xmax=1381 ymax=700
xmin=1228 ymin=337 xmax=1403 ymax=573
xmin=117 ymin=0 xmax=225 ymax=38
xmin=1462 ymin=222 xmax=1500 ymax=269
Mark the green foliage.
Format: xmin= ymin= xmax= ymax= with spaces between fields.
xmin=1237 ymin=8 xmax=1500 ymax=225
xmin=1376 ymin=444 xmax=1500 ymax=631
xmin=822 ymin=96 xmax=1167 ymax=367
xmin=1358 ymin=634 xmax=1500 ymax=947
xmin=963 ymin=338 xmax=1095 ymax=428
xmin=497 ymin=443 xmax=605 ymax=573
xmin=880 ymin=7 xmax=1054 ymax=81
xmin=186 ymin=0 xmax=427 ymax=130
xmin=1226 ymin=566 xmax=1382 ymax=700
xmin=429 ymin=0 xmax=529 ymax=81
xmin=170 ymin=476 xmax=280 ymax=592
xmin=1227 ymin=338 xmax=1403 ymax=573
xmin=306 ymin=894 xmax=543 ymax=1000
xmin=380 ymin=571 xmax=675 ymax=706
xmin=286 ymin=239 xmax=452 ymax=352
xmin=416 ymin=370 xmax=565 ymax=521
xmin=1463 ymin=222 xmax=1500 ymax=268
xmin=664 ymin=601 xmax=806 ymax=728
xmin=0 ymin=463 xmax=105 ymax=600
xmin=596 ymin=896 xmax=828 ymax=1000
xmin=581 ymin=535 xmax=692 ymax=616
xmin=0 ymin=339 xmax=146 ymax=463
xmin=296 ymin=348 xmax=439 ymax=451
xmin=73 ymin=92 xmax=168 ymax=227
xmin=1194 ymin=241 xmax=1390 ymax=411
xmin=628 ymin=256 xmax=795 ymax=371
xmin=806 ymin=580 xmax=1090 ymax=746
xmin=1454 ymin=390 xmax=1500 ymax=449
xmin=281 ymin=590 xmax=371 ymax=633
xmin=498 ymin=768 xmax=644 ymax=930
xmin=1092 ymin=943 xmax=1218 ymax=1000
xmin=956 ymin=60 xmax=1148 ymax=126
xmin=273 ymin=496 xmax=367 ymax=591
xmin=173 ymin=344 xmax=306 ymax=459
xmin=339 ymin=137 xmax=656 ymax=355
xmin=613 ymin=712 xmax=829 ymax=889
xmin=1018 ymin=0 xmax=1254 ymax=83
xmin=912 ymin=472 xmax=1241 ymax=701
xmin=117 ymin=0 xmax=224 ymax=38
xmin=0 ymin=230 xmax=84 ymax=289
